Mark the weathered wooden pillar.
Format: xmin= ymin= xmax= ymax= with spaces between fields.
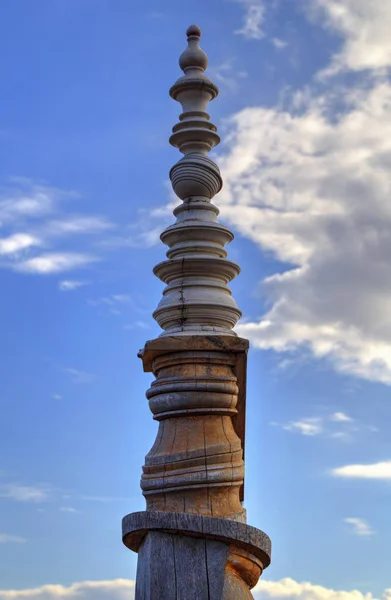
xmin=122 ymin=25 xmax=271 ymax=599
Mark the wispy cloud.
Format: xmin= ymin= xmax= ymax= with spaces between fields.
xmin=208 ymin=60 xmax=248 ymax=92
xmin=233 ymin=0 xmax=266 ymax=40
xmin=331 ymin=412 xmax=352 ymax=423
xmin=273 ymin=411 xmax=362 ymax=439
xmin=87 ymin=294 xmax=132 ymax=316
xmin=100 ymin=206 xmax=174 ymax=250
xmin=64 ymin=368 xmax=95 ymax=384
xmin=15 ymin=253 xmax=98 ymax=274
xmin=282 ymin=417 xmax=323 ymax=436
xmin=52 ymin=394 xmax=63 ymax=400
xmin=272 ymin=37 xmax=288 ymax=49
xmin=344 ymin=517 xmax=374 ymax=537
xmin=0 ymin=484 xmax=51 ymax=502
xmin=45 ymin=216 xmax=114 ymax=237
xmin=0 ymin=475 xmax=128 ymax=511
xmin=123 ymin=320 xmax=151 ymax=331
xmin=80 ymin=495 xmax=129 ymax=503
xmin=58 ymin=280 xmax=90 ymax=291
xmin=0 ymin=179 xmax=110 ymax=277
xmin=332 ymin=460 xmax=391 ymax=480
xmin=0 ymin=178 xmax=63 ymax=223
xmin=0 ymin=534 xmax=27 ymax=544
xmin=0 ymin=233 xmax=40 ymax=255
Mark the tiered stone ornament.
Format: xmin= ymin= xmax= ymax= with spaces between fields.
xmin=123 ymin=25 xmax=271 ymax=599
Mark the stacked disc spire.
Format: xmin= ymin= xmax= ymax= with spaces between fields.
xmin=153 ymin=24 xmax=242 ymax=336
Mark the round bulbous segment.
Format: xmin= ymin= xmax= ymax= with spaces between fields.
xmin=141 ymin=350 xmax=245 ymax=520
xmin=179 ymin=25 xmax=208 ymax=72
xmin=170 ymin=154 xmax=222 ymax=200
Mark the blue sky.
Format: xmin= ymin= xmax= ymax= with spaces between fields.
xmin=1 ymin=1 xmax=391 ymax=599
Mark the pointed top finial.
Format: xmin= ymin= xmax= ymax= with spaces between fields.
xmin=179 ymin=24 xmax=208 ymax=73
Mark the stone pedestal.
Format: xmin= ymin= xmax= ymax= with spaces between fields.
xmin=123 ymin=511 xmax=271 ymax=600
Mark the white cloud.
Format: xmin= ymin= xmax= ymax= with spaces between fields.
xmin=0 ymin=234 xmax=40 ymax=255
xmin=215 ymin=79 xmax=391 ymax=384
xmin=0 ymin=580 xmax=135 ymax=600
xmin=101 ymin=227 xmax=163 ymax=250
xmin=208 ymin=60 xmax=248 ymax=92
xmin=87 ymin=294 xmax=132 ymax=316
xmin=331 ymin=412 xmax=352 ymax=423
xmin=0 ymin=534 xmax=26 ymax=544
xmin=282 ymin=417 xmax=323 ymax=436
xmin=253 ymin=577 xmax=377 ymax=599
xmin=123 ymin=320 xmax=150 ymax=331
xmin=64 ymin=368 xmax=94 ymax=384
xmin=272 ymin=38 xmax=288 ymax=50
xmin=330 ymin=431 xmax=352 ymax=442
xmin=0 ymin=484 xmax=50 ymax=502
xmin=0 ymin=179 xmax=60 ymax=223
xmin=46 ymin=217 xmax=113 ymax=236
xmin=15 ymin=253 xmax=98 ymax=274
xmin=309 ymin=0 xmax=391 ymax=74
xmin=101 ymin=202 xmax=174 ymax=250
xmin=58 ymin=280 xmax=90 ymax=291
xmin=0 ymin=179 xmax=110 ymax=276
xmin=332 ymin=460 xmax=391 ymax=480
xmin=274 ymin=411 xmax=359 ymax=439
xmin=79 ymin=495 xmax=129 ymax=503
xmin=344 ymin=517 xmax=374 ymax=537
xmin=60 ymin=507 xmax=78 ymax=513
xmin=52 ymin=394 xmax=63 ymax=400
xmin=111 ymin=295 xmax=130 ymax=303
xmin=233 ymin=0 xmax=266 ymax=40
xmin=0 ymin=578 xmax=382 ymax=600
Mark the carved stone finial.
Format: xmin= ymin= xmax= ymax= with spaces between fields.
xmin=152 ymin=26 xmax=242 ymax=337
xmin=179 ymin=24 xmax=208 ymax=73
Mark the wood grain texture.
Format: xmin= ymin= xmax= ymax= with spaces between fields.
xmin=135 ymin=531 xmax=229 ymax=600
xmin=138 ymin=335 xmax=249 ymax=371
xmin=138 ymin=336 xmax=249 ymax=518
xmin=122 ymin=510 xmax=271 ymax=568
